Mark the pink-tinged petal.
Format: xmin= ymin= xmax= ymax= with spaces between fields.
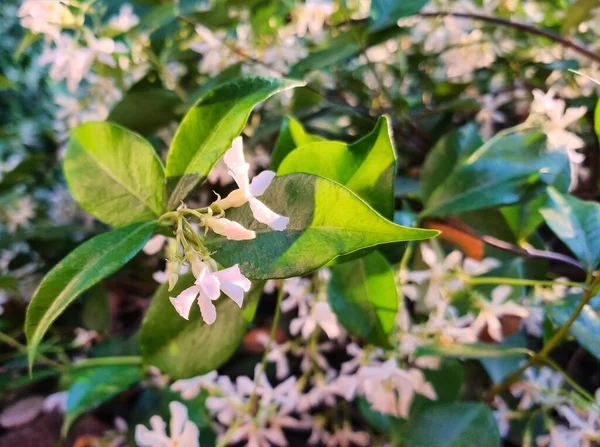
xmin=205 ymin=217 xmax=256 ymax=240
xmin=491 ymin=285 xmax=512 ymax=303
xmin=169 ymin=286 xmax=199 ymax=320
xmin=143 ymin=235 xmax=167 ymax=255
xmin=169 ymin=401 xmax=188 ymax=437
xmin=197 ymin=294 xmax=217 ymax=324
xmin=179 ymin=421 xmax=200 ymax=447
xmin=197 ymin=272 xmax=221 ymax=301
xmin=214 ymin=265 xmax=251 ymax=308
xmin=249 ymin=170 xmax=276 ymax=197
xmin=223 ymin=136 xmax=246 ymax=166
xmin=248 ymin=197 xmax=289 ymax=230
xmin=228 ymin=163 xmax=252 ymax=195
xmin=487 ymin=316 xmax=504 ymax=342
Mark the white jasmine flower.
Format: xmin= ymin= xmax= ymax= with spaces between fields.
xmin=294 ymin=0 xmax=335 ymax=37
xmin=171 ymin=371 xmax=219 ymax=399
xmin=476 ymin=92 xmax=511 ymax=139
xmin=169 ymin=261 xmax=250 ymax=324
xmin=325 ymin=423 xmax=370 ymax=447
xmin=84 ymin=30 xmax=127 ymax=68
xmin=216 ymin=137 xmax=289 ymax=231
xmin=42 ymin=391 xmax=68 ymax=413
xmin=144 ymin=235 xmax=168 ymax=255
xmin=73 ymin=328 xmax=99 ymax=348
xmin=135 ymin=401 xmax=199 ymax=447
xmin=190 ymin=25 xmax=235 ymax=76
xmin=493 ymin=397 xmax=511 ymax=438
xmin=39 ymin=34 xmax=92 ymax=92
xmin=3 ymin=195 xmax=35 ymax=233
xmin=18 ymin=0 xmax=73 ymax=39
xmin=358 ymin=359 xmax=437 ymax=418
xmin=0 ymin=396 xmax=44 ymax=428
xmin=510 ymin=366 xmax=564 ymax=410
xmin=557 ymin=405 xmax=600 ymax=447
xmin=469 ymin=285 xmax=528 ymax=342
xmin=290 ymin=301 xmax=341 ymax=339
xmin=280 ymin=277 xmax=313 ymax=314
xmin=108 ymin=4 xmax=140 ymax=32
xmin=204 ymin=216 xmax=256 ymax=240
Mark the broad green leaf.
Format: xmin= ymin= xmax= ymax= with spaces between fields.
xmin=421 ymin=128 xmax=570 ymax=217
xmin=561 ymin=0 xmax=600 ymax=34
xmin=540 ymin=187 xmax=600 ymax=272
xmin=64 ymin=122 xmax=165 ymax=227
xmin=548 ymin=294 xmax=600 ymax=360
xmin=369 ymin=0 xmax=428 ymax=31
xmin=0 ymin=275 xmax=17 ymax=291
xmin=108 ymin=82 xmax=181 ymax=135
xmin=328 ymin=251 xmax=397 ymax=347
xmin=207 ymin=174 xmax=438 ymax=279
xmin=63 ymin=357 xmax=143 ymax=433
xmin=165 ymin=76 xmax=304 ymax=209
xmin=81 ymin=286 xmax=110 ymax=334
xmin=480 ymin=332 xmax=528 ymax=383
xmin=278 ymin=116 xmax=396 ymax=218
xmin=271 ymin=116 xmax=325 ymax=171
xmin=25 ymin=221 xmax=157 ymax=369
xmin=415 ymin=343 xmax=533 ymax=359
xmin=140 ymin=274 xmax=262 ymax=379
xmin=403 ymin=402 xmax=501 ymax=447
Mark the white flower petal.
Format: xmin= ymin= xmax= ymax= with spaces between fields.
xmin=169 ymin=286 xmax=199 ymax=320
xmin=248 ymin=197 xmax=289 ymax=230
xmin=249 ymin=170 xmax=276 ymax=197
xmin=143 ymin=235 xmax=167 ymax=255
xmin=169 ymin=401 xmax=188 ymax=438
xmin=213 ymin=264 xmax=251 ymax=307
xmin=197 ymin=294 xmax=217 ymax=324
xmin=205 ymin=217 xmax=256 ymax=240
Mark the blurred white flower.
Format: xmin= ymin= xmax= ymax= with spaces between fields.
xmin=172 ymin=371 xmax=219 ymax=399
xmin=325 ymin=424 xmax=370 ymax=447
xmin=108 ymin=4 xmax=140 ymax=32
xmin=295 ymin=0 xmax=335 ymax=38
xmin=510 ymin=366 xmax=564 ymax=410
xmin=135 ymin=401 xmax=200 ymax=447
xmin=0 ymin=396 xmax=44 ymax=428
xmin=42 ymin=391 xmax=68 ymax=413
xmin=18 ymin=0 xmax=73 ymax=39
xmin=476 ymin=92 xmax=512 ymax=139
xmin=469 ymin=285 xmax=528 ymax=342
xmin=290 ymin=301 xmax=341 ymax=340
xmin=73 ymin=327 xmax=99 ymax=348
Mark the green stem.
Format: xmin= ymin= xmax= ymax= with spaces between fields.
xmin=214 ymin=419 xmax=243 ymax=447
xmin=71 ymin=356 xmax=142 ymax=369
xmin=0 ymin=331 xmax=66 ymax=371
xmin=487 ymin=274 xmax=600 ymax=401
xmin=542 ymin=357 xmax=595 ymax=403
xmin=466 ymin=277 xmax=583 ymax=289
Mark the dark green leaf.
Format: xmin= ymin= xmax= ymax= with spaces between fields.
xmin=421 ymin=128 xmax=570 ymax=217
xmin=64 ymin=357 xmax=143 ymax=433
xmin=480 ymin=332 xmax=528 ymax=383
xmin=25 ymin=221 xmax=157 ymax=369
xmin=369 ymin=0 xmax=428 ymax=31
xmin=403 ymin=402 xmax=501 ymax=447
xmin=140 ymin=274 xmax=262 ymax=379
xmin=165 ymin=76 xmax=303 ymax=209
xmin=540 ymin=187 xmax=600 ymax=272
xmin=64 ymin=122 xmax=166 ymax=227
xmin=548 ymin=294 xmax=600 ymax=360
xmin=278 ymin=116 xmax=396 ymax=218
xmin=81 ymin=286 xmax=110 ymax=334
xmin=271 ymin=116 xmax=325 ymax=171
xmin=561 ymin=0 xmax=600 ymax=34
xmin=207 ymin=174 xmax=438 ymax=279
xmin=328 ymin=251 xmax=397 ymax=347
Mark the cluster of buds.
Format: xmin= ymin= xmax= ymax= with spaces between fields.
xmin=150 ymin=137 xmax=289 ymax=324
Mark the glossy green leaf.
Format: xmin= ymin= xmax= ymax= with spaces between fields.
xmin=403 ymin=402 xmax=501 ymax=447
xmin=415 ymin=343 xmax=533 ymax=359
xmin=64 ymin=122 xmax=165 ymax=227
xmin=108 ymin=83 xmax=181 ymax=135
xmin=165 ymin=76 xmax=304 ymax=209
xmin=25 ymin=221 xmax=157 ymax=369
xmin=421 ymin=127 xmax=570 ymax=217
xmin=561 ymin=0 xmax=600 ymax=34
xmin=278 ymin=116 xmax=396 ymax=218
xmin=480 ymin=332 xmax=528 ymax=383
xmin=207 ymin=174 xmax=438 ymax=279
xmin=540 ymin=187 xmax=600 ymax=272
xmin=548 ymin=295 xmax=600 ymax=360
xmin=328 ymin=251 xmax=397 ymax=347
xmin=271 ymin=116 xmax=325 ymax=171
xmin=140 ymin=274 xmax=262 ymax=379
xmin=81 ymin=286 xmax=110 ymax=334
xmin=369 ymin=0 xmax=428 ymax=31
xmin=63 ymin=357 xmax=143 ymax=433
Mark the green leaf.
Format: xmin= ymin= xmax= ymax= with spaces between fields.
xmin=369 ymin=0 xmax=428 ymax=31
xmin=81 ymin=286 xmax=110 ymax=334
xmin=108 ymin=82 xmax=181 ymax=135
xmin=540 ymin=187 xmax=600 ymax=272
xmin=561 ymin=0 xmax=600 ymax=34
xmin=328 ymin=251 xmax=397 ymax=347
xmin=140 ymin=274 xmax=262 ymax=379
xmin=480 ymin=332 xmax=529 ymax=383
xmin=165 ymin=76 xmax=304 ymax=209
xmin=25 ymin=221 xmax=157 ymax=369
xmin=278 ymin=116 xmax=396 ymax=218
xmin=207 ymin=173 xmax=438 ymax=279
xmin=421 ymin=127 xmax=570 ymax=217
xmin=0 ymin=275 xmax=17 ymax=291
xmin=271 ymin=116 xmax=325 ymax=171
xmin=548 ymin=295 xmax=600 ymax=360
xmin=64 ymin=122 xmax=165 ymax=227
xmin=415 ymin=343 xmax=533 ymax=359
xmin=63 ymin=357 xmax=143 ymax=434
xmin=403 ymin=402 xmax=501 ymax=447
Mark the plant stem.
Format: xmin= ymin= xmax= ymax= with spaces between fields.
xmin=0 ymin=331 xmax=66 ymax=371
xmin=487 ymin=274 xmax=600 ymax=400
xmin=466 ymin=277 xmax=583 ymax=289
xmin=542 ymin=357 xmax=595 ymax=403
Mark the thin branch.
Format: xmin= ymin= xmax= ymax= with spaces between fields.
xmin=419 ymin=11 xmax=600 ymax=64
